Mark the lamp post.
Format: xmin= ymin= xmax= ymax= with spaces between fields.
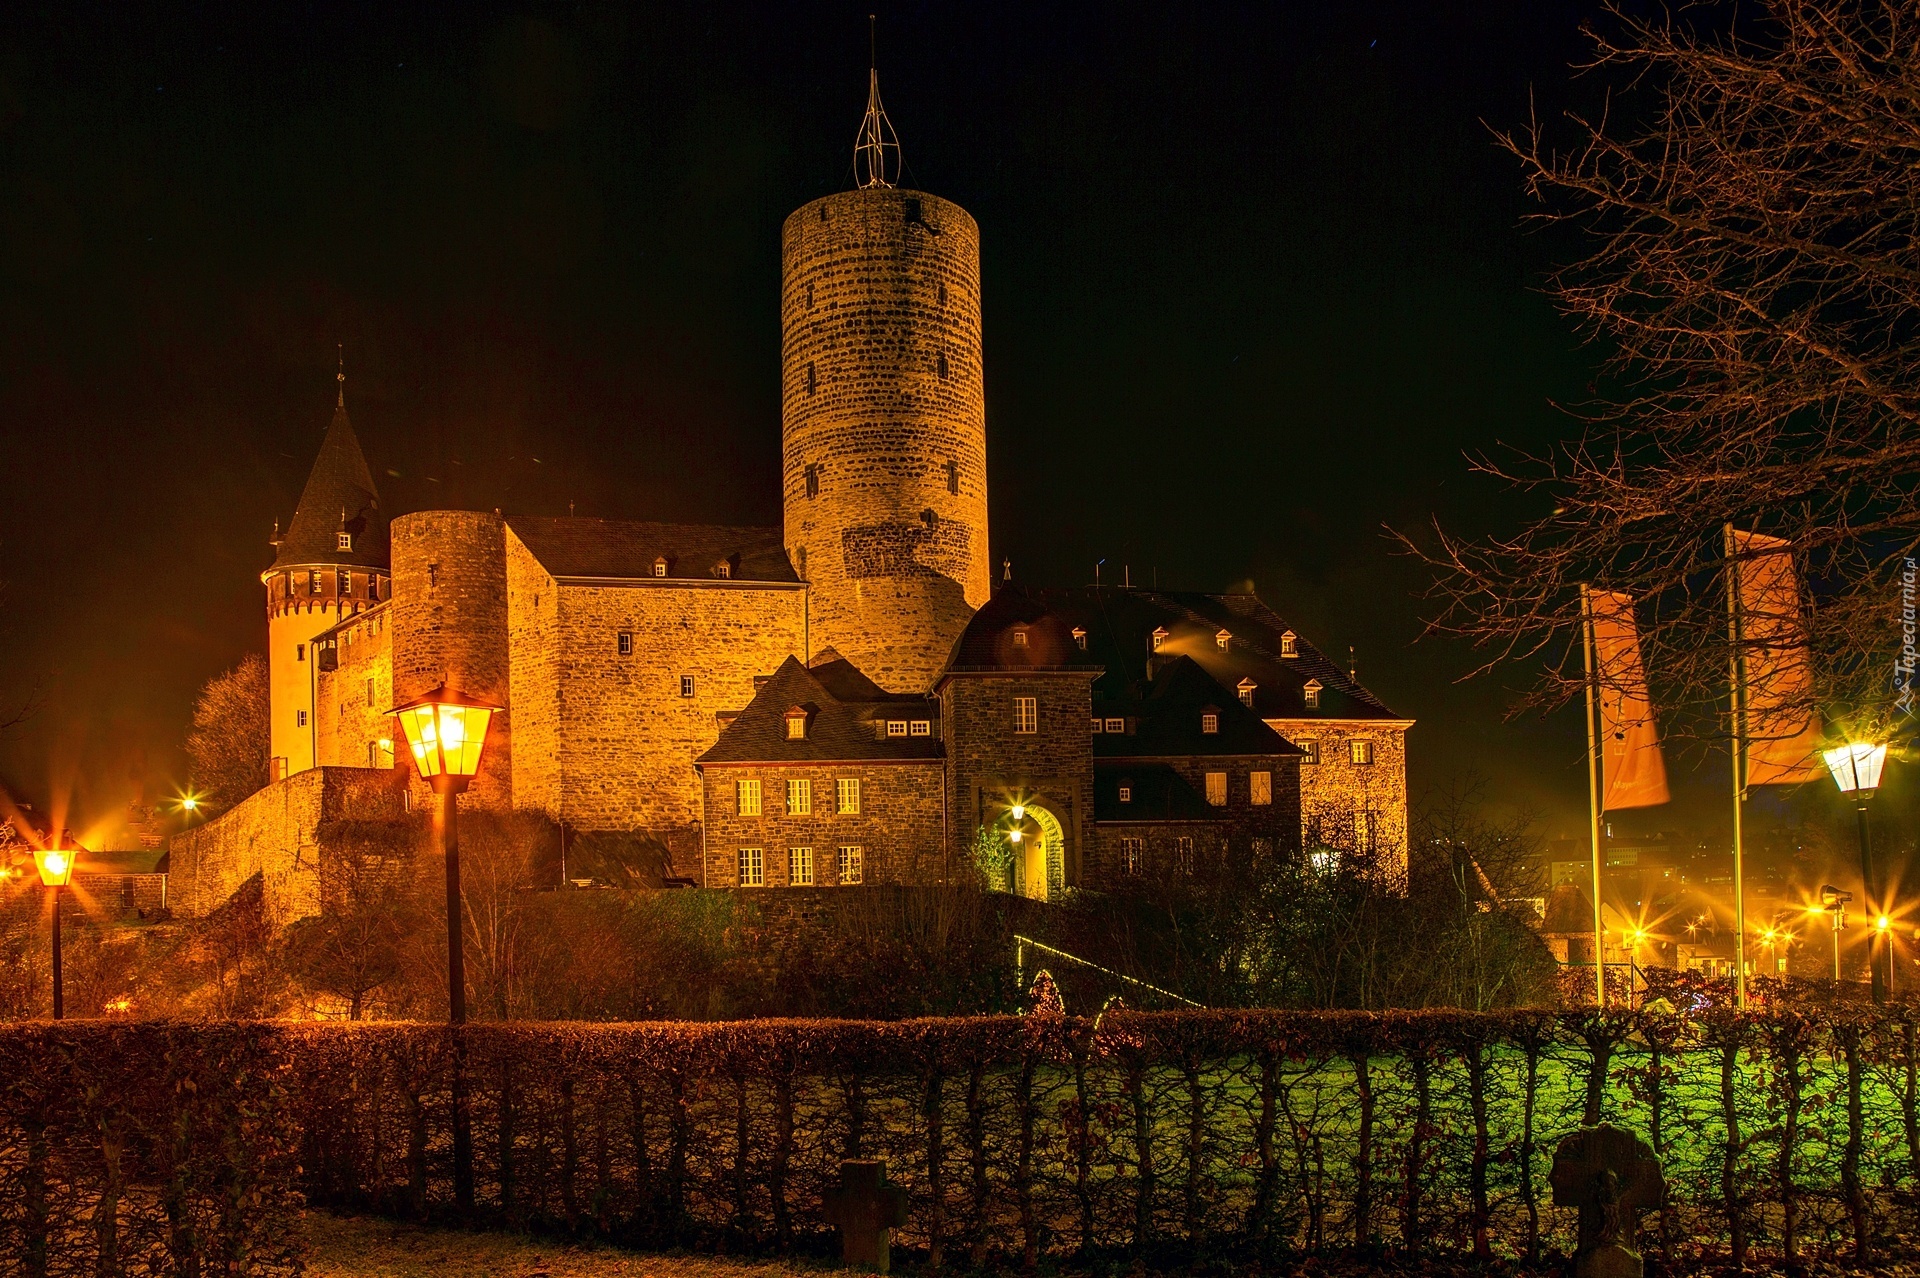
xmin=32 ymin=841 xmax=77 ymax=1019
xmin=1824 ymin=742 xmax=1889 ymax=1003
xmin=1816 ymin=884 xmax=1853 ymax=986
xmin=390 ymin=681 xmax=499 ymax=1214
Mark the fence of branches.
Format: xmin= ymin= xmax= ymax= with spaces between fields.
xmin=11 ymin=1005 xmax=1920 ymax=1274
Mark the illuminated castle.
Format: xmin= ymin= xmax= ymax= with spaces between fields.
xmin=171 ymin=72 xmax=1410 ymax=921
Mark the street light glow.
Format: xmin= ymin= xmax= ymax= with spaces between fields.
xmin=1824 ymin=742 xmax=1889 ymax=795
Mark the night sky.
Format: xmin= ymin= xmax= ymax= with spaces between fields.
xmin=0 ymin=2 xmax=1629 ymax=837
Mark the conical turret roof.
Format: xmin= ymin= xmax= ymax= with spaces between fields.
xmin=269 ymin=388 xmax=387 ymax=572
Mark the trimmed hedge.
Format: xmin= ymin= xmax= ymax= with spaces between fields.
xmin=12 ymin=1005 xmax=1920 ymax=1271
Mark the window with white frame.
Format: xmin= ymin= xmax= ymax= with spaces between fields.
xmin=736 ymin=779 xmax=763 ymax=815
xmin=1201 ymin=712 xmax=1219 ymax=735
xmin=309 ymin=569 xmax=322 ymax=594
xmin=1303 ymin=679 xmax=1322 ymax=710
xmin=787 ymin=778 xmax=812 ymax=815
xmin=785 ymin=709 xmax=808 ymax=740
xmin=1090 ymin=717 xmax=1103 ymax=733
xmin=1280 ymin=631 xmax=1298 ymax=657
xmin=886 ymin=720 xmax=908 ymax=737
xmin=1118 ymin=781 xmax=1132 ymax=803
xmin=297 ymin=710 xmax=308 ymax=727
xmin=1105 ymin=717 xmax=1125 ymax=733
xmin=837 ymin=778 xmax=860 ymax=815
xmin=1012 ymin=628 xmax=1028 ymax=648
xmin=910 ymin=720 xmax=930 ymax=736
xmin=837 ymin=845 xmax=863 ymax=884
xmin=1215 ymin=629 xmax=1232 ymax=651
xmin=1350 ymin=739 xmax=1375 ymax=766
xmin=618 ymin=632 xmax=633 ymax=656
xmin=653 ymin=557 xmax=668 ymax=577
xmin=680 ymin=674 xmax=696 ymax=697
xmin=789 ymin=847 xmax=814 ymax=885
xmin=338 ymin=532 xmax=353 ymax=551
xmin=1205 ymin=771 xmax=1227 ymax=806
xmin=1250 ymin=771 xmax=1272 ymax=806
xmin=1175 ymin=837 xmax=1195 ymax=876
xmin=1121 ymin=837 xmax=1143 ymax=874
xmin=1299 ymin=739 xmax=1320 ymax=765
xmin=1238 ymin=678 xmax=1257 ymax=707
xmin=737 ymin=848 xmax=764 ymax=887
xmin=1014 ymin=696 xmax=1037 ymax=734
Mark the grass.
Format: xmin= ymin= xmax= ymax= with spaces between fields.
xmin=305 ymin=1212 xmax=840 ymax=1278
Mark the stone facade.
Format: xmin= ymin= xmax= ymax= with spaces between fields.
xmin=1086 ymin=755 xmax=1303 ymax=885
xmin=168 ymin=766 xmax=408 ymax=923
xmin=699 ymin=761 xmax=946 ymax=888
xmin=1270 ymin=717 xmax=1412 ymax=876
xmin=315 ymin=601 xmax=396 ymax=771
xmin=782 ymin=188 xmax=989 ymax=693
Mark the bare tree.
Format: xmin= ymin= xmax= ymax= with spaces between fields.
xmin=1410 ymin=1 xmax=1920 ymax=738
xmin=185 ymin=654 xmax=271 ymax=810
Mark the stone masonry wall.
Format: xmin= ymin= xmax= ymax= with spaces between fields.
xmin=529 ymin=576 xmax=807 ymax=872
xmin=167 ymin=766 xmax=408 ymax=924
xmin=783 ymin=188 xmax=988 ymax=693
xmin=317 ymin=603 xmax=395 ymax=771
xmin=504 ymin=530 xmax=561 ymax=817
xmin=699 ymin=761 xmax=946 ymax=888
xmin=390 ymin=511 xmax=512 ymax=808
xmin=941 ymin=673 xmax=1098 ymax=889
xmin=1267 ymin=718 xmax=1410 ymax=887
xmin=1085 ymin=755 xmax=1301 ymax=887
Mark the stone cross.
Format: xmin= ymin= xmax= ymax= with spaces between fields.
xmin=1550 ymin=1124 xmax=1665 ymax=1278
xmin=823 ymin=1158 xmax=911 ymax=1272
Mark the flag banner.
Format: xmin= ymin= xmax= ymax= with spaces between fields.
xmin=1589 ymin=589 xmax=1670 ymax=809
xmin=1731 ymin=529 xmax=1824 ymax=786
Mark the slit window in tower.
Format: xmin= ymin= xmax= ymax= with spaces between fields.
xmin=946 ymin=459 xmax=959 ymax=494
xmin=339 ymin=569 xmax=351 ymax=595
xmin=937 ymin=351 xmax=949 ymax=379
xmin=806 ymin=281 xmax=815 ymax=309
xmin=806 ymin=361 xmax=816 ymax=396
xmin=296 ymin=644 xmax=305 ymax=662
xmin=805 ymin=464 xmax=820 ymax=499
xmin=938 ymin=282 xmax=947 ymax=306
xmin=309 ymin=570 xmax=321 ymax=595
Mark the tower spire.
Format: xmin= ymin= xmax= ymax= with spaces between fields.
xmin=853 ymin=15 xmax=900 ymax=189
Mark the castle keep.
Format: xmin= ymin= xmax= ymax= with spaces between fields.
xmin=172 ymin=73 xmax=1411 ymax=923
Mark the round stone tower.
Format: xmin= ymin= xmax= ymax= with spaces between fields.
xmin=781 ymin=183 xmax=989 ymax=692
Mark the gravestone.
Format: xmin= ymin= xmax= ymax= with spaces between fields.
xmin=823 ymin=1158 xmax=911 ymax=1272
xmin=1550 ymin=1124 xmax=1665 ymax=1278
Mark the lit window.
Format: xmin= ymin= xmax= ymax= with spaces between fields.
xmin=618 ymin=633 xmax=634 ymax=656
xmin=837 ymin=845 xmax=863 ymax=885
xmin=1151 ymin=627 xmax=1169 ymax=652
xmin=736 ymin=779 xmax=762 ymax=816
xmin=909 ymin=720 xmax=930 ymax=736
xmin=1250 ymin=771 xmax=1272 ymax=806
xmin=788 ymin=778 xmax=812 ymax=815
xmin=1205 ymin=772 xmax=1227 ymax=806
xmin=1303 ymin=679 xmax=1323 ymax=710
xmin=785 ymin=709 xmax=808 ymax=740
xmin=680 ymin=675 xmax=696 ymax=698
xmin=1118 ymin=782 xmax=1132 ymax=803
xmin=1350 ymin=739 xmax=1375 ymax=766
xmin=338 ymin=568 xmax=351 ymax=596
xmin=886 ymin=720 xmax=908 ymax=737
xmin=1122 ymin=837 xmax=1143 ymax=874
xmin=1012 ymin=628 xmax=1028 ymax=648
xmin=1280 ymin=631 xmax=1298 ymax=658
xmin=837 ymin=778 xmax=861 ymax=814
xmin=738 ymin=848 xmax=764 ymax=887
xmin=309 ymin=570 xmax=322 ymax=595
xmin=1090 ymin=718 xmax=1103 ymax=733
xmin=1072 ymin=627 xmax=1087 ymax=650
xmin=297 ymin=710 xmax=308 ymax=727
xmin=1299 ymin=739 xmax=1320 ymax=766
xmin=790 ymin=846 xmax=814 ymax=885
xmin=1105 ymin=717 xmax=1125 ymax=733
xmin=1014 ymin=696 xmax=1038 ymax=734
xmin=653 ymin=557 xmax=668 ymax=578
xmin=1238 ymin=678 xmax=1257 ymax=707
xmin=1175 ymin=837 xmax=1194 ymax=875
xmin=338 ymin=532 xmax=352 ymax=551
xmin=714 ymin=561 xmax=731 ymax=579
xmin=1201 ymin=712 xmax=1219 ymax=735
xmin=1216 ymin=629 xmax=1232 ymax=651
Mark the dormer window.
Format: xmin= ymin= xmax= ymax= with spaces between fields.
xmin=1118 ymin=782 xmax=1133 ymax=803
xmin=1303 ymin=678 xmax=1323 ymax=710
xmin=1201 ymin=711 xmax=1219 ymax=735
xmin=910 ymin=720 xmax=931 ymax=736
xmin=784 ymin=707 xmax=809 ymax=740
xmin=1012 ymin=628 xmax=1028 ymax=648
xmin=713 ymin=561 xmax=732 ymax=579
xmin=1237 ymin=677 xmax=1257 ymax=707
xmin=1150 ymin=627 xmax=1169 ymax=652
xmin=1105 ymin=717 xmax=1125 ymax=733
xmin=1280 ymin=631 xmax=1298 ymax=658
xmin=886 ymin=720 xmax=908 ymax=737
xmin=1071 ymin=627 xmax=1087 ymax=650
xmin=653 ymin=557 xmax=668 ymax=578
xmin=337 ymin=532 xmax=353 ymax=551
xmin=1215 ymin=629 xmax=1232 ymax=651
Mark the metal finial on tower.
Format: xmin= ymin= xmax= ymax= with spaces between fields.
xmin=853 ymin=15 xmax=900 ymax=189
xmin=336 ymin=343 xmax=346 ymax=409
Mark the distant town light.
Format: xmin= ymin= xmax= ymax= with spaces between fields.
xmin=1824 ymin=742 xmax=1888 ymax=796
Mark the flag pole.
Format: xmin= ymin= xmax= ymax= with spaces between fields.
xmin=1725 ymin=524 xmax=1749 ymax=1010
xmin=1581 ymin=584 xmax=1607 ymax=1008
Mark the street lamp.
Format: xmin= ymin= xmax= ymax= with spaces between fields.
xmin=32 ymin=840 xmax=77 ymax=1019
xmin=390 ymin=681 xmax=499 ymax=1215
xmin=1815 ymin=885 xmax=1853 ymax=985
xmin=1825 ymin=742 xmax=1889 ymax=1003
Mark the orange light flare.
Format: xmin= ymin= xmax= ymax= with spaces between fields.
xmin=103 ymin=997 xmax=133 ymax=1017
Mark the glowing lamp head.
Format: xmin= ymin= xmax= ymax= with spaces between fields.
xmin=33 ymin=844 xmax=76 ymax=888
xmin=1879 ymin=915 xmax=1893 ymax=932
xmin=390 ymin=683 xmax=500 ymax=787
xmin=1824 ymin=742 xmax=1888 ymax=796
xmin=1011 ymin=804 xmax=1025 ymax=822
xmin=1008 ymin=827 xmax=1023 ymax=844
xmin=180 ymin=795 xmax=197 ymax=812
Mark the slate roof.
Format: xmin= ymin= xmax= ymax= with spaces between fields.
xmin=272 ymin=394 xmax=387 ymax=572
xmin=1093 ymin=656 xmax=1303 ymax=759
xmin=1093 ymin=763 xmax=1222 ymax=823
xmin=506 ymin=516 xmax=797 ymax=583
xmin=698 ymin=655 xmax=942 ymax=765
xmin=943 ymin=585 xmax=1405 ymax=722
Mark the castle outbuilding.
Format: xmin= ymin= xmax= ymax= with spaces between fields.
xmin=173 ymin=68 xmax=1411 ymax=926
